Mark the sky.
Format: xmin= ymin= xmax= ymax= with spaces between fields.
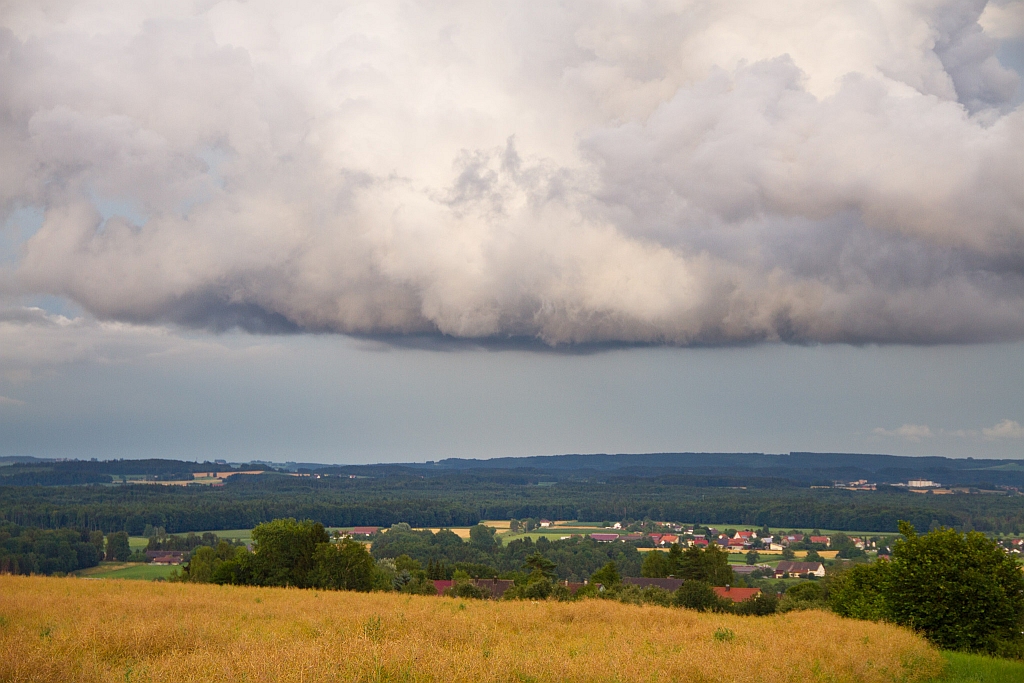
xmin=1 ymin=0 xmax=1024 ymax=463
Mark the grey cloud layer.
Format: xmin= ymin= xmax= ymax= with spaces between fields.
xmin=2 ymin=0 xmax=1023 ymax=345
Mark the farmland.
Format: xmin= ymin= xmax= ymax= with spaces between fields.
xmin=72 ymin=563 xmax=177 ymax=581
xmin=0 ymin=574 xmax=943 ymax=683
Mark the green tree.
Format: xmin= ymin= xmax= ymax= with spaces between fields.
xmin=523 ymin=551 xmax=557 ymax=580
xmin=805 ymin=549 xmax=823 ymax=563
xmin=248 ymin=518 xmax=330 ymax=588
xmin=89 ymin=530 xmax=105 ymax=557
xmin=181 ymin=541 xmax=241 ymax=583
xmin=745 ymin=550 xmax=760 ymax=565
xmin=590 ymin=561 xmax=621 ymax=588
xmin=641 ymin=550 xmax=670 ymax=578
xmin=885 ymin=521 xmax=1024 ymax=652
xmin=828 ymin=562 xmax=888 ymax=621
xmin=309 ymin=538 xmax=376 ymax=591
xmin=469 ymin=524 xmax=497 ymax=549
xmin=394 ymin=554 xmax=422 ymax=573
xmin=678 ymin=544 xmax=733 ymax=586
xmin=781 ymin=546 xmax=796 ymax=560
xmin=105 ymin=531 xmax=130 ymax=562
xmin=666 ymin=543 xmax=683 ymax=576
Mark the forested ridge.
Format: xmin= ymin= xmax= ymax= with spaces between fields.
xmin=2 ymin=467 xmax=1023 ymax=534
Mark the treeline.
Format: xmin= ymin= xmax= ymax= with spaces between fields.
xmin=3 ymin=472 xmax=1024 ymax=534
xmin=177 ymin=518 xmax=782 ymax=617
xmin=370 ymin=524 xmax=644 ymax=581
xmin=0 ymin=523 xmax=104 ymax=575
xmin=0 ymin=459 xmax=273 ymax=483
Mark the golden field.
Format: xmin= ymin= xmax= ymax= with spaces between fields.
xmin=0 ymin=575 xmax=943 ymax=683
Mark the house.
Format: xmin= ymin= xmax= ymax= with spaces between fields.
xmin=649 ymin=534 xmax=663 ymax=544
xmin=622 ymin=532 xmax=644 ymax=542
xmin=145 ymin=550 xmax=185 ymax=565
xmin=769 ymin=543 xmax=784 ymax=551
xmin=809 ymin=536 xmax=830 ymax=546
xmin=622 ymin=577 xmax=684 ymax=591
xmin=473 ymin=578 xmax=514 ymax=599
xmin=731 ymin=565 xmax=769 ymax=576
xmin=590 ymin=533 xmax=620 ymax=542
xmin=539 ymin=519 xmax=552 ymax=528
xmin=713 ymin=586 xmax=762 ymax=603
xmin=773 ymin=561 xmax=826 ymax=578
xmin=727 ymin=538 xmax=747 ymax=550
xmin=612 ymin=522 xmax=622 ymax=530
xmin=659 ymin=534 xmax=679 ymax=546
xmin=733 ymin=530 xmax=756 ymax=540
xmin=784 ymin=534 xmax=804 ymax=543
xmin=690 ymin=538 xmax=709 ymax=547
xmin=347 ymin=527 xmax=379 ymax=537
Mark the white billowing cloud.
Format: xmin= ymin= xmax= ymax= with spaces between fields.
xmin=982 ymin=419 xmax=1024 ymax=439
xmin=1 ymin=1 xmax=1023 ymax=345
xmin=980 ymin=1 xmax=1024 ymax=40
xmin=873 ymin=424 xmax=935 ymax=441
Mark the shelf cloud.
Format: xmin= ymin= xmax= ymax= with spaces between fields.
xmin=2 ymin=0 xmax=1023 ymax=346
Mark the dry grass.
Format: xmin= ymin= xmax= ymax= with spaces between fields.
xmin=0 ymin=575 xmax=942 ymax=683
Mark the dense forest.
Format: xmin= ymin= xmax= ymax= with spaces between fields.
xmin=2 ymin=461 xmax=1024 ymax=534
xmin=0 ymin=523 xmax=104 ymax=575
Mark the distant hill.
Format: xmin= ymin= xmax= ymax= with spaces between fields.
xmin=3 ymin=451 xmax=1024 ymax=488
xmin=347 ymin=451 xmax=1024 ymax=487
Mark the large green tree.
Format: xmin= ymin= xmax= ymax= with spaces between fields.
xmin=309 ymin=538 xmax=376 ymax=591
xmin=677 ymin=544 xmax=733 ymax=586
xmin=885 ymin=521 xmax=1024 ymax=652
xmin=830 ymin=522 xmax=1024 ymax=653
xmin=248 ymin=518 xmax=330 ymax=588
xmin=641 ymin=550 xmax=670 ymax=578
xmin=105 ymin=531 xmax=130 ymax=562
xmin=590 ymin=561 xmax=621 ymax=588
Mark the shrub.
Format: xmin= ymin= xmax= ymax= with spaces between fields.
xmin=734 ymin=592 xmax=779 ymax=616
xmin=673 ymin=581 xmax=731 ymax=612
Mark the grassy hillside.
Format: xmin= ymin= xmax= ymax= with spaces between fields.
xmin=0 ymin=575 xmax=943 ymax=683
xmin=935 ymin=652 xmax=1024 ymax=682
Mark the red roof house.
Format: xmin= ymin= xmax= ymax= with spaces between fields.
xmin=713 ymin=586 xmax=762 ymax=603
xmin=348 ymin=527 xmax=379 ymax=537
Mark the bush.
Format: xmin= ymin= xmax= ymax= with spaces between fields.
xmin=779 ymin=581 xmax=827 ymax=612
xmin=673 ymin=581 xmax=731 ymax=612
xmin=734 ymin=592 xmax=779 ymax=616
xmin=829 ymin=563 xmax=888 ymax=621
xmin=444 ymin=580 xmax=490 ymax=599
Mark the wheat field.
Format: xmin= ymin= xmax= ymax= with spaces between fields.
xmin=0 ymin=575 xmax=943 ymax=683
